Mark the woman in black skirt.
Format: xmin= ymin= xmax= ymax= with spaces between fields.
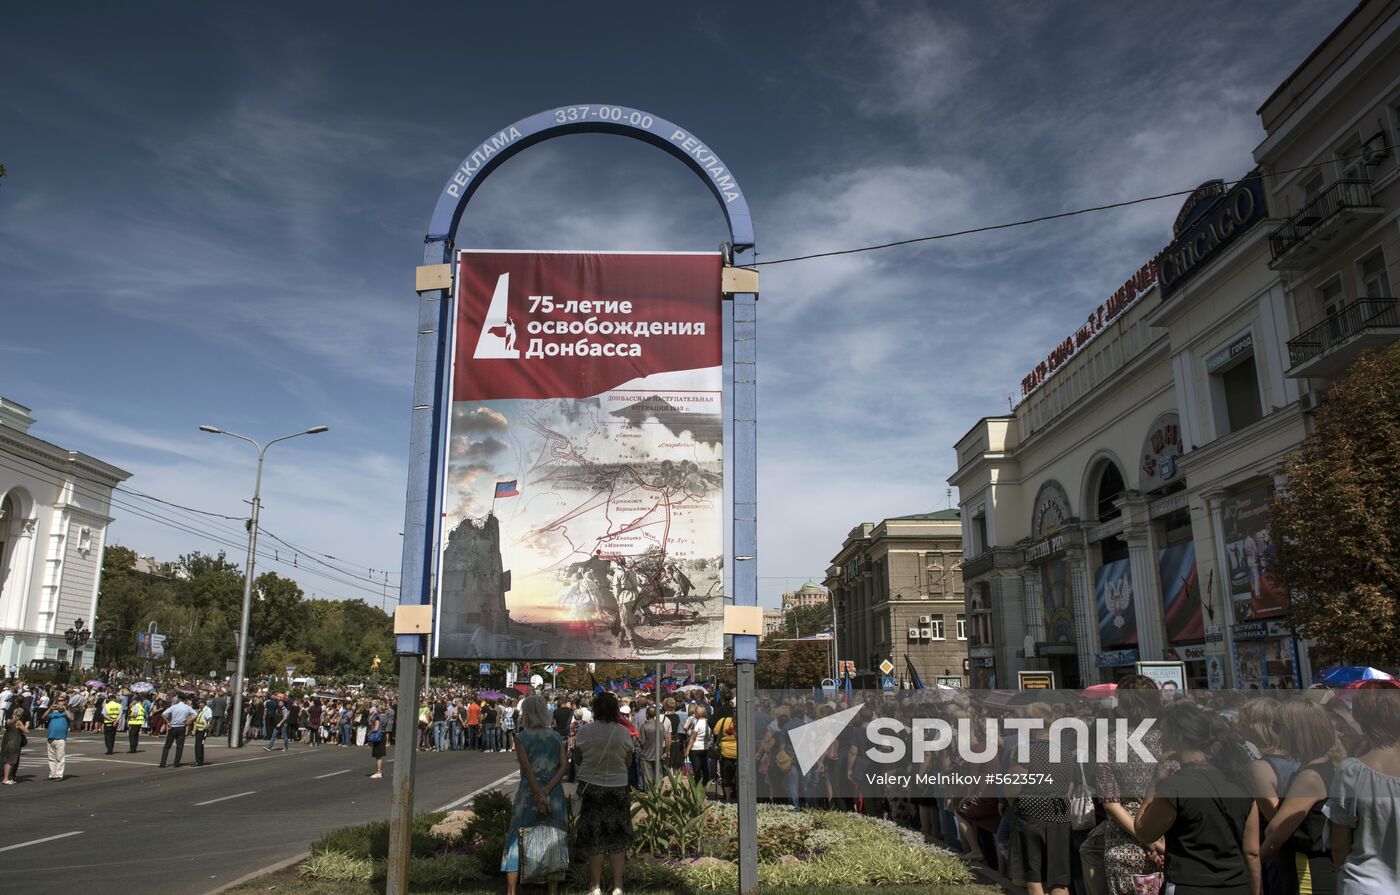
xmin=573 ymin=693 xmax=635 ymax=895
xmin=1007 ymin=702 xmax=1074 ymax=895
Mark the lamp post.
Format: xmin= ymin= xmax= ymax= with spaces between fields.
xmin=200 ymin=424 xmax=328 ymax=747
xmin=64 ymin=617 xmax=91 ymax=671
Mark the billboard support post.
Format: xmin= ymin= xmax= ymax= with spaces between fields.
xmin=394 ymin=105 xmax=756 ymax=895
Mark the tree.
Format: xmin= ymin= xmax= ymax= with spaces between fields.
xmin=1273 ymin=343 xmax=1400 ymax=665
xmin=755 ymin=635 xmax=831 ymax=689
xmin=784 ymin=603 xmax=831 ymax=637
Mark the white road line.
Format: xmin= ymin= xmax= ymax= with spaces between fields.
xmin=0 ymin=831 xmax=84 ymax=853
xmin=195 ymin=790 xmax=256 ymax=806
xmin=436 ymin=771 xmax=519 ymax=812
xmin=314 ymin=769 xmax=351 ymax=779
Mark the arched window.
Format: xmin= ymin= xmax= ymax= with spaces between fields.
xmin=0 ymin=493 xmax=16 ymax=606
xmin=1096 ymin=463 xmax=1125 ymax=521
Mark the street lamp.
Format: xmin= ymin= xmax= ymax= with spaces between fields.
xmin=200 ymin=423 xmax=328 ymax=747
xmin=64 ymin=617 xmax=91 ymax=670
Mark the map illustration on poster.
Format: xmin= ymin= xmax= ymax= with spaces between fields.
xmin=437 ymin=251 xmax=725 ymax=661
xmin=1221 ymin=484 xmax=1286 ymax=621
xmin=1095 ymin=558 xmax=1136 ymax=647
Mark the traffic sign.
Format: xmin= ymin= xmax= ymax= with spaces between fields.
xmin=878 ymin=659 xmax=894 ymax=676
xmin=478 ymin=662 xmax=491 ymax=674
xmin=530 ymin=674 xmax=544 ymax=689
xmin=881 ymin=675 xmax=896 ymax=690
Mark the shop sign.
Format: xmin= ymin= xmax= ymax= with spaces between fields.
xmin=1158 ymin=173 xmax=1268 ymax=299
xmin=1096 ymin=648 xmax=1139 ymax=668
xmin=1232 ymin=618 xmax=1291 ymax=641
xmin=937 ymin=676 xmax=964 ymax=687
xmin=1206 ymin=332 xmax=1254 ymax=373
xmin=1140 ymin=412 xmax=1184 ymax=491
xmin=1149 ymin=492 xmax=1190 ymax=519
xmin=1026 ymin=534 xmax=1066 ymax=562
xmin=1020 ymin=260 xmax=1159 ymax=397
xmin=1018 ymin=670 xmax=1056 ymax=690
xmin=1166 ymin=645 xmax=1210 ymax=661
xmin=1205 ymin=623 xmax=1224 ymax=643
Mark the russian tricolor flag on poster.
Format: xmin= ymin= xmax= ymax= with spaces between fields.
xmin=495 ymin=480 xmax=519 ymax=498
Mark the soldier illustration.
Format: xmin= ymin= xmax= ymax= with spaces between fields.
xmin=611 ymin=558 xmax=641 ymax=648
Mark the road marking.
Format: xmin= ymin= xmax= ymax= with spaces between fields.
xmin=436 ymin=771 xmax=519 ymax=812
xmin=314 ymin=769 xmax=351 ymax=779
xmin=0 ymin=831 xmax=84 ymax=853
xmin=195 ymin=790 xmax=257 ymax=806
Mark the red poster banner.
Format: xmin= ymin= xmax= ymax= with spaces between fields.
xmin=438 ymin=251 xmax=726 ymax=662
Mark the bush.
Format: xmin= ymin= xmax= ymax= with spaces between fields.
xmin=632 ymin=772 xmax=709 ymax=858
xmin=309 ymin=811 xmax=447 ymax=860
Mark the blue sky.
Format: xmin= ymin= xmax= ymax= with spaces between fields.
xmin=1 ymin=2 xmax=1352 ymax=609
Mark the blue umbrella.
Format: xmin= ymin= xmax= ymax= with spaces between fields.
xmin=1316 ymin=666 xmax=1395 ymax=687
xmin=131 ymin=682 xmax=155 ymax=694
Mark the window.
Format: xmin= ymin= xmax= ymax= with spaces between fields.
xmin=1359 ymin=249 xmax=1392 ymax=298
xmin=973 ymin=513 xmax=988 ymax=556
xmin=57 ymin=649 xmax=67 ymax=663
xmin=1318 ymin=276 xmax=1345 ymax=317
xmin=1300 ymin=172 xmax=1325 ymax=210
xmin=1096 ymin=463 xmax=1125 ymax=520
xmin=956 ymin=614 xmax=967 ymax=641
xmin=929 ymin=617 xmax=946 ymax=640
xmin=1338 ymin=136 xmax=1365 ymax=182
xmin=1208 ymin=333 xmax=1263 ymax=437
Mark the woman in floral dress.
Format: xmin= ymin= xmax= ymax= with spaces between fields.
xmin=502 ymin=695 xmax=568 ymax=895
xmin=1095 ymin=675 xmax=1170 ymax=895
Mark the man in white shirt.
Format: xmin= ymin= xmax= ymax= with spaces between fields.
xmin=159 ymin=695 xmax=197 ymax=768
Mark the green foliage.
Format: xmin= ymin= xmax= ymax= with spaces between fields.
xmin=632 ymin=773 xmax=710 ymax=857
xmin=309 ymin=811 xmax=446 ymax=860
xmin=786 ymin=603 xmax=832 ymax=636
xmin=299 ymin=850 xmax=484 ymax=887
xmin=95 ymin=546 xmax=392 ymax=676
xmin=756 ymin=636 xmax=832 ymax=688
xmin=463 ymin=788 xmax=513 ymax=872
xmin=1274 ymin=342 xmax=1400 ymax=665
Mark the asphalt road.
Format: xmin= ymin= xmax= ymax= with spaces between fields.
xmin=0 ymin=729 xmax=519 ymax=895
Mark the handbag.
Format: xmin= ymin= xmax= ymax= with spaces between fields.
xmin=1069 ymin=762 xmax=1096 ymax=831
xmin=1130 ymin=872 xmax=1163 ymax=895
xmin=519 ymin=823 xmax=570 ymax=881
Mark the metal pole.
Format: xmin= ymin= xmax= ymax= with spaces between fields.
xmin=387 ymin=654 xmax=423 ymax=893
xmin=655 ymin=661 xmax=663 ymax=785
xmin=229 ymin=448 xmax=264 ymax=749
xmin=731 ymin=283 xmax=759 ymax=895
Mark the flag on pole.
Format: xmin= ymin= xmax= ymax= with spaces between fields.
xmin=495 ymin=480 xmax=520 ymax=498
xmin=904 ymin=654 xmax=926 ymax=690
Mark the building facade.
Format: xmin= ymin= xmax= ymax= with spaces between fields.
xmin=781 ymin=581 xmax=829 ymax=612
xmin=0 ymin=397 xmax=130 ymax=670
xmin=824 ymin=511 xmax=965 ymax=687
xmin=951 ymin=0 xmax=1400 ymax=690
xmin=763 ymin=608 xmax=786 ymax=637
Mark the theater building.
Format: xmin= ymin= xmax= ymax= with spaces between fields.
xmin=951 ymin=0 xmax=1400 ymax=689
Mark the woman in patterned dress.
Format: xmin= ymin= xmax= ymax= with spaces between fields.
xmin=502 ymin=695 xmax=568 ymax=895
xmin=1095 ymin=675 xmax=1170 ymax=895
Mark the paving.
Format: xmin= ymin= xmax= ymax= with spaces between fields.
xmin=0 ymin=730 xmax=519 ymax=895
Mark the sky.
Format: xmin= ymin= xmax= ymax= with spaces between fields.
xmin=0 ymin=1 xmax=1355 ymax=611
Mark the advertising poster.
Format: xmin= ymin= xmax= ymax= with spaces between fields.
xmin=1135 ymin=660 xmax=1187 ymax=692
xmin=1040 ymin=559 xmax=1075 ymax=646
xmin=438 ymin=251 xmax=726 ymax=661
xmin=1095 ymin=558 xmax=1137 ymax=647
xmin=1159 ymin=541 xmax=1205 ymax=642
xmin=1233 ymin=637 xmax=1299 ymax=689
xmin=1221 ymin=485 xmax=1286 ymax=621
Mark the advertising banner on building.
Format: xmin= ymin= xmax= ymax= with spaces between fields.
xmin=1094 ymin=558 xmax=1136 ymax=647
xmin=1221 ymin=485 xmax=1286 ymax=621
xmin=1040 ymin=559 xmax=1075 ymax=646
xmin=1158 ymin=541 xmax=1205 ymax=642
xmin=437 ymin=250 xmax=726 ymax=661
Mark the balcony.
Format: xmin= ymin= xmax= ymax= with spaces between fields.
xmin=1269 ymin=180 xmax=1383 ymax=270
xmin=1287 ymin=298 xmax=1400 ymax=378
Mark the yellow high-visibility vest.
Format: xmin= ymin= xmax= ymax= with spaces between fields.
xmin=193 ymin=708 xmax=210 ymax=732
xmin=103 ymin=701 xmax=121 ymax=723
xmin=128 ymin=702 xmax=147 ymax=726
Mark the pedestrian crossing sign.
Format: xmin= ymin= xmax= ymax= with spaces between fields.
xmin=881 ymin=676 xmax=895 ymax=690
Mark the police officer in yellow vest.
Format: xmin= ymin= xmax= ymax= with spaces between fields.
xmin=193 ymin=698 xmax=213 ymax=767
xmin=102 ymin=694 xmax=123 ymax=754
xmin=127 ymin=697 xmax=146 ymax=753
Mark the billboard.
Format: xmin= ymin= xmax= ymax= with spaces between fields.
xmin=1094 ymin=558 xmax=1136 ymax=648
xmin=1159 ymin=541 xmax=1205 ymax=642
xmin=437 ymin=251 xmax=725 ymax=661
xmin=135 ymin=633 xmax=166 ymax=660
xmin=1221 ymin=484 xmax=1286 ymax=621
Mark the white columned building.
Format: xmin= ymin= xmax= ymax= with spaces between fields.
xmin=0 ymin=397 xmax=130 ymax=671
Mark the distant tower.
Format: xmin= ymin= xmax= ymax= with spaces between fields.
xmin=438 ymin=514 xmax=512 ymax=655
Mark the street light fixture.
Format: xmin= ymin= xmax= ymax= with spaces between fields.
xmin=200 ymin=423 xmax=329 ymax=747
xmin=64 ymin=617 xmax=91 ymax=670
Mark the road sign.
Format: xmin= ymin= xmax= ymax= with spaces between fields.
xmin=880 ymin=675 xmax=896 ymax=690
xmin=286 ymin=665 xmax=295 ymax=676
xmin=478 ymin=662 xmax=491 ymax=674
xmin=878 ymin=659 xmax=894 ymax=676
xmin=530 ymin=674 xmax=544 ymax=689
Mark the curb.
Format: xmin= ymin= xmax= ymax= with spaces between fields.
xmin=204 ymin=850 xmax=309 ymax=895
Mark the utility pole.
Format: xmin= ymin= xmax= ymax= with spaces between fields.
xmin=199 ymin=424 xmax=328 ymax=748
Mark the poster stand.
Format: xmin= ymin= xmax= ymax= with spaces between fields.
xmin=393 ymin=105 xmax=758 ymax=895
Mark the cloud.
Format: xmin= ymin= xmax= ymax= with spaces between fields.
xmin=453 ymin=406 xmax=509 ymax=435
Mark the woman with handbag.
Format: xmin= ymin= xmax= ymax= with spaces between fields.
xmin=502 ymin=695 xmax=568 ymax=895
xmin=1 ymin=706 xmax=29 ymax=784
xmin=366 ymin=703 xmax=386 ymax=778
xmin=573 ymin=692 xmax=636 ymax=895
xmin=1095 ymin=675 xmax=1169 ymax=895
xmin=1006 ymin=702 xmax=1075 ymax=895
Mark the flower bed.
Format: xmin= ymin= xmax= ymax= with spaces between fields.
xmin=299 ymin=782 xmax=970 ymax=891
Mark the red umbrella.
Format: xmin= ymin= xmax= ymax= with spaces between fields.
xmin=1083 ymin=683 xmax=1118 ymax=699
